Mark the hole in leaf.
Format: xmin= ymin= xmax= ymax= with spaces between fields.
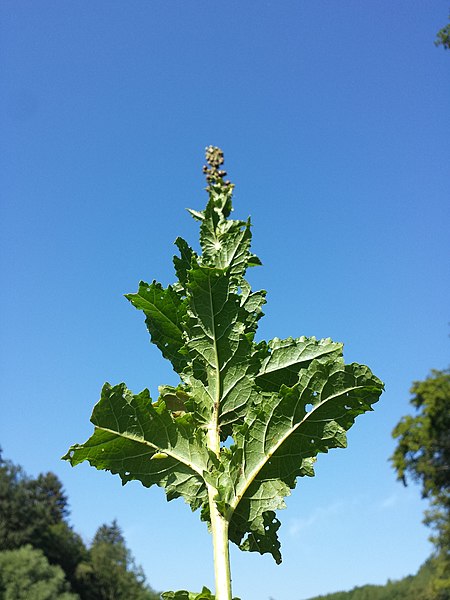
xmin=69 ymin=450 xmax=74 ymax=458
xmin=312 ymin=391 xmax=318 ymax=397
xmin=222 ymin=436 xmax=235 ymax=449
xmin=305 ymin=403 xmax=313 ymax=412
xmin=344 ymin=405 xmax=352 ymax=410
xmin=124 ymin=471 xmax=131 ymax=476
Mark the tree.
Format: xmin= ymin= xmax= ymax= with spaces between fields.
xmin=93 ymin=521 xmax=125 ymax=547
xmin=0 ymin=452 xmax=34 ymax=550
xmin=0 ymin=452 xmax=70 ymax=551
xmin=45 ymin=522 xmax=88 ymax=593
xmin=0 ymin=545 xmax=78 ymax=600
xmin=29 ymin=472 xmax=70 ymax=523
xmin=391 ymin=368 xmax=450 ymax=598
xmin=0 ymin=451 xmax=87 ymax=592
xmin=435 ymin=16 xmax=450 ymax=50
xmin=89 ymin=521 xmax=159 ymax=600
xmin=0 ymin=451 xmax=159 ymax=600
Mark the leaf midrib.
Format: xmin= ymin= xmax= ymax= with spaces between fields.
xmin=93 ymin=424 xmax=205 ymax=476
xmin=206 ymin=272 xmax=222 ymax=457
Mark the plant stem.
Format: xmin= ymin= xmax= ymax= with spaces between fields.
xmin=206 ymin=424 xmax=233 ymax=600
xmin=207 ymin=483 xmax=232 ymax=600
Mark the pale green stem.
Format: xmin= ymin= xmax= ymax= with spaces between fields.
xmin=207 ymin=483 xmax=232 ymax=600
xmin=206 ymin=270 xmax=233 ymax=600
xmin=206 ymin=425 xmax=233 ymax=600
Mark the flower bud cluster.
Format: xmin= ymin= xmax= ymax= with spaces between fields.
xmin=203 ymin=145 xmax=233 ymax=189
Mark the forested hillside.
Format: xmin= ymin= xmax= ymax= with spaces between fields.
xmin=0 ymin=450 xmax=160 ymax=600
xmin=305 ymin=558 xmax=445 ymax=600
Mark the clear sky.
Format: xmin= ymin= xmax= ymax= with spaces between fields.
xmin=1 ymin=2 xmax=449 ymax=599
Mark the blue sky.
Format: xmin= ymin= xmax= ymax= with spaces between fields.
xmin=1 ymin=2 xmax=449 ymax=599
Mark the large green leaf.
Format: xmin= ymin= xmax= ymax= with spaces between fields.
xmin=223 ymin=356 xmax=383 ymax=563
xmin=63 ymin=383 xmax=210 ymax=511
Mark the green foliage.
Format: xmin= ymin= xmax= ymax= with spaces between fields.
xmin=45 ymin=522 xmax=87 ymax=587
xmin=0 ymin=451 xmax=87 ymax=594
xmin=391 ymin=369 xmax=450 ymax=499
xmin=0 ymin=451 xmax=84 ymax=571
xmin=304 ymin=557 xmax=446 ymax=600
xmin=0 ymin=451 xmax=160 ymax=600
xmin=0 ymin=545 xmax=78 ymax=600
xmin=88 ymin=521 xmax=160 ymax=600
xmin=435 ymin=16 xmax=450 ymax=50
xmin=64 ymin=147 xmax=383 ymax=599
xmin=391 ymin=368 xmax=450 ymax=598
xmin=0 ymin=453 xmax=46 ymax=550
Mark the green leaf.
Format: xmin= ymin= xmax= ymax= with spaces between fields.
xmin=256 ymin=336 xmax=343 ymax=391
xmin=173 ymin=237 xmax=197 ymax=291
xmin=125 ymin=281 xmax=188 ymax=373
xmin=63 ymin=383 xmax=210 ymax=512
xmin=223 ymin=355 xmax=383 ymax=563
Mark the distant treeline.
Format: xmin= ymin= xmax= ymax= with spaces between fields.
xmin=304 ymin=556 xmax=447 ymax=600
xmin=302 ymin=558 xmax=450 ymax=600
xmin=0 ymin=449 xmax=160 ymax=600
